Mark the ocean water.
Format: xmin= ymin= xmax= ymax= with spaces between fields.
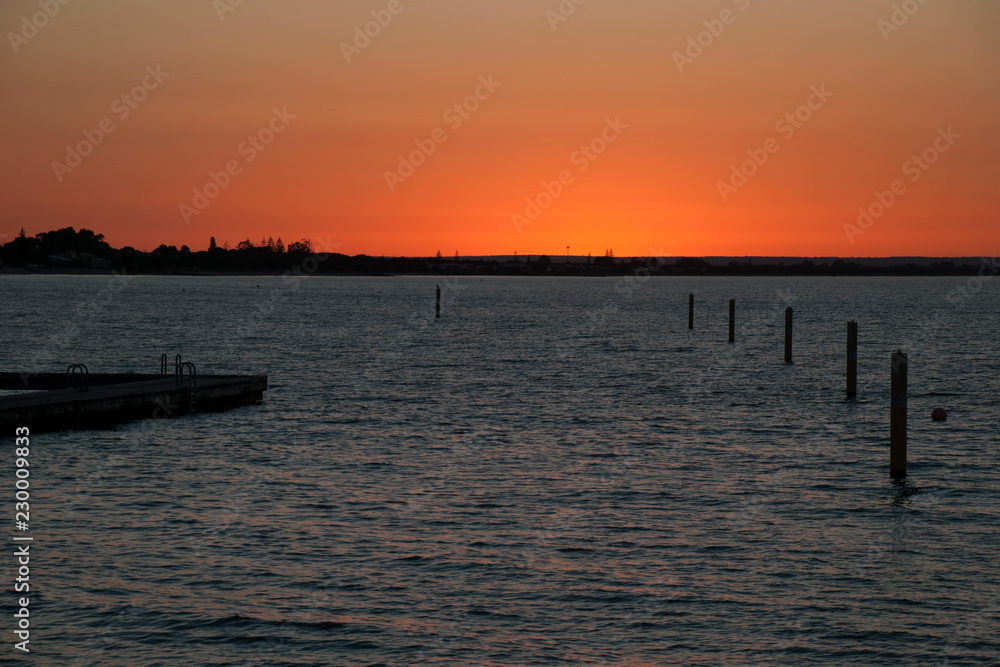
xmin=1 ymin=273 xmax=999 ymax=666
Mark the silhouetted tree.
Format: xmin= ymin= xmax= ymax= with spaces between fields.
xmin=35 ymin=227 xmax=112 ymax=258
xmin=287 ymin=239 xmax=312 ymax=254
xmin=0 ymin=228 xmax=41 ymax=265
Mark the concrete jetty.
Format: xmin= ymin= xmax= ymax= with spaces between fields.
xmin=0 ymin=371 xmax=267 ymax=433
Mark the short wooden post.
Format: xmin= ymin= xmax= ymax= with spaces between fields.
xmin=688 ymin=293 xmax=694 ymax=329
xmin=728 ymin=299 xmax=735 ymax=343
xmin=435 ymin=285 xmax=441 ymax=319
xmin=890 ymin=350 xmax=907 ymax=479
xmin=846 ymin=321 xmax=858 ymax=398
xmin=784 ymin=307 xmax=793 ymax=363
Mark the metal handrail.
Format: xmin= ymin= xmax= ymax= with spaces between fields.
xmin=66 ymin=364 xmax=89 ymax=392
xmin=177 ymin=362 xmax=196 ymax=386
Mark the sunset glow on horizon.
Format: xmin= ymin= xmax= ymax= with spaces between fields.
xmin=2 ymin=0 xmax=998 ymax=257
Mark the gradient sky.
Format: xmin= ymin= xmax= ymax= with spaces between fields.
xmin=2 ymin=0 xmax=998 ymax=256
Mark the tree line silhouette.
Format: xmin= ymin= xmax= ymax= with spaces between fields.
xmin=0 ymin=227 xmax=986 ymax=276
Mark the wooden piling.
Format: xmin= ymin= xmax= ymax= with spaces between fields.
xmin=890 ymin=350 xmax=907 ymax=479
xmin=846 ymin=321 xmax=858 ymax=398
xmin=688 ymin=293 xmax=694 ymax=329
xmin=435 ymin=285 xmax=441 ymax=319
xmin=784 ymin=307 xmax=793 ymax=363
xmin=728 ymin=299 xmax=735 ymax=343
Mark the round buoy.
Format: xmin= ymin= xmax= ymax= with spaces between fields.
xmin=931 ymin=408 xmax=947 ymax=422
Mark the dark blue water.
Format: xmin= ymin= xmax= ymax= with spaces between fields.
xmin=2 ymin=274 xmax=999 ymax=665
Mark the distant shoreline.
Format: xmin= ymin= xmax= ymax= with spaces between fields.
xmin=4 ymin=227 xmax=995 ymax=278
xmin=0 ymin=264 xmax=992 ymax=278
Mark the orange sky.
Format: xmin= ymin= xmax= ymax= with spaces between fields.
xmin=2 ymin=0 xmax=998 ymax=257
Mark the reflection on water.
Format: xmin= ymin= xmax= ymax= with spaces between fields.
xmin=1 ymin=275 xmax=998 ymax=665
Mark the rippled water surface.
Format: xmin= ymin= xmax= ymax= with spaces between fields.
xmin=2 ymin=274 xmax=999 ymax=665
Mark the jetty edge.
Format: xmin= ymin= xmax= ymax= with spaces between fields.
xmin=0 ymin=371 xmax=267 ymax=433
